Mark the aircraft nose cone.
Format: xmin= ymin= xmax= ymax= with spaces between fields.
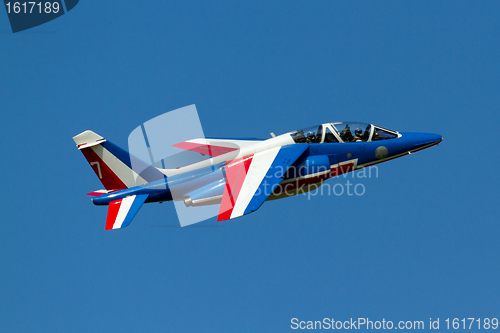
xmin=399 ymin=132 xmax=442 ymax=151
xmin=413 ymin=133 xmax=442 ymax=148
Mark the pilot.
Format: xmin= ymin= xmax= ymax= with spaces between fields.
xmin=352 ymin=128 xmax=363 ymax=142
xmin=340 ymin=124 xmax=352 ymax=142
xmin=306 ymin=131 xmax=315 ymax=143
xmin=295 ymin=130 xmax=306 ymax=143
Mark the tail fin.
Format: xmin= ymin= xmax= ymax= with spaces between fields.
xmin=73 ymin=130 xmax=164 ymax=190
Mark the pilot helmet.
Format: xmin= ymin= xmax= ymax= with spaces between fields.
xmin=306 ymin=131 xmax=315 ymax=138
xmin=355 ymin=128 xmax=362 ymax=136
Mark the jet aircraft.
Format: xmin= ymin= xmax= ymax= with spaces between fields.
xmin=73 ymin=122 xmax=442 ymax=229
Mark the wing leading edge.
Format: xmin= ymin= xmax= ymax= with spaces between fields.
xmin=217 ymin=144 xmax=308 ymax=221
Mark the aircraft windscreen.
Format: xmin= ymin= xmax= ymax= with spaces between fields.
xmin=372 ymin=127 xmax=398 ymax=140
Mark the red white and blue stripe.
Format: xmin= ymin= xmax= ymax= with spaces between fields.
xmin=105 ymin=194 xmax=149 ymax=230
xmin=217 ymin=144 xmax=308 ymax=221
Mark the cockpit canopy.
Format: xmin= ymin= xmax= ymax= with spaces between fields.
xmin=291 ymin=122 xmax=399 ymax=144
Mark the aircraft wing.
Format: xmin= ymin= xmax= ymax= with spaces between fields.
xmin=105 ymin=194 xmax=149 ymax=230
xmin=172 ymin=138 xmax=260 ymax=157
xmin=217 ymin=144 xmax=308 ymax=221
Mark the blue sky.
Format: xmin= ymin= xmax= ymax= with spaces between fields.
xmin=1 ymin=1 xmax=499 ymax=331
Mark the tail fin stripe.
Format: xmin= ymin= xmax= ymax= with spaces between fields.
xmin=105 ymin=200 xmax=121 ymax=230
xmin=90 ymin=145 xmax=147 ymax=188
xmin=101 ymin=141 xmax=134 ymax=169
xmin=81 ymin=147 xmax=128 ymax=190
xmin=114 ymin=197 xmax=135 ymax=228
xmin=119 ymin=194 xmax=148 ymax=228
xmin=102 ymin=141 xmax=165 ymax=183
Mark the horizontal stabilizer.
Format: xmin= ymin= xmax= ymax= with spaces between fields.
xmin=86 ymin=189 xmax=116 ymax=196
xmin=105 ymin=194 xmax=149 ymax=230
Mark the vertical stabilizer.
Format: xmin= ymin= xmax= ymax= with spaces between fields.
xmin=73 ymin=130 xmax=163 ymax=190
